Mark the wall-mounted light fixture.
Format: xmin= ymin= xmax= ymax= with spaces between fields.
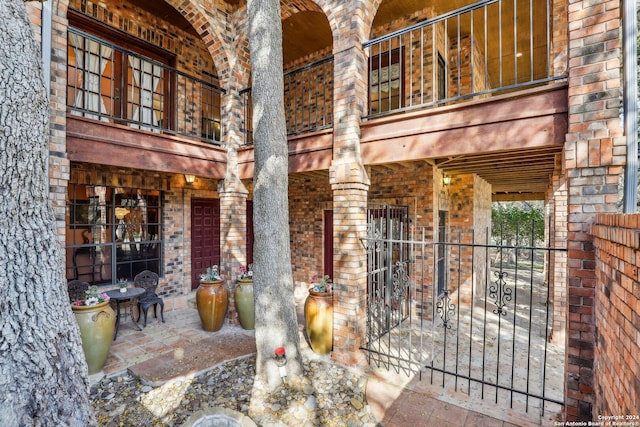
xmin=184 ymin=174 xmax=196 ymax=184
xmin=443 ymin=174 xmax=452 ymax=186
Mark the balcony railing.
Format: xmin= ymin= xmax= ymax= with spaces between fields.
xmin=363 ymin=0 xmax=565 ymax=118
xmin=241 ymin=56 xmax=334 ymax=145
xmin=67 ymin=27 xmax=225 ymax=145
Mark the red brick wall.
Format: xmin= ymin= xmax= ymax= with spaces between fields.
xmin=591 ymin=214 xmax=640 ymax=416
xmin=287 ymin=174 xmax=332 ymax=293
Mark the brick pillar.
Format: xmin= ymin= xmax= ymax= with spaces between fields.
xmin=26 ymin=2 xmax=71 ymax=248
xmin=330 ymin=165 xmax=369 ymax=366
xmin=565 ymin=0 xmax=624 ymax=420
xmin=329 ymin=30 xmax=370 ymax=365
xmin=547 ymin=171 xmax=567 ymax=342
xmin=218 ymin=53 xmax=251 ymax=323
xmin=218 ymin=180 xmax=248 ymax=325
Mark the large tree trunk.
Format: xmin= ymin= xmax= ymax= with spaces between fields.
xmin=0 ymin=1 xmax=96 ymax=425
xmin=247 ymin=0 xmax=303 ymax=389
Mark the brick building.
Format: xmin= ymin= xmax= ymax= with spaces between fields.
xmin=23 ymin=0 xmax=638 ymax=421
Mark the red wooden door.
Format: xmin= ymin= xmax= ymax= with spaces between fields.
xmin=191 ymin=198 xmax=220 ymax=290
xmin=324 ymin=210 xmax=333 ymax=280
xmin=246 ymin=200 xmax=253 ymax=266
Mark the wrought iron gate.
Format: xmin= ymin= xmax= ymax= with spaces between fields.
xmin=361 ymin=207 xmax=566 ymax=416
xmin=366 ymin=204 xmax=411 ymax=340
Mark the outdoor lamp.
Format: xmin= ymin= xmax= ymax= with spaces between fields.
xmin=184 ymin=174 xmax=196 ymax=184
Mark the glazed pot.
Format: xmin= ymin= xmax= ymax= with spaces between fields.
xmin=304 ymin=289 xmax=333 ymax=354
xmin=235 ymin=278 xmax=255 ymax=330
xmin=72 ymin=300 xmax=115 ymax=374
xmin=196 ymin=280 xmax=228 ymax=332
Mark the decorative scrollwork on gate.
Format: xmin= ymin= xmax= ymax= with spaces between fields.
xmin=436 ymin=289 xmax=456 ymax=329
xmin=390 ymin=261 xmax=409 ymax=311
xmin=489 ymin=271 xmax=512 ymax=316
xmin=363 ymin=222 xmax=383 ymax=254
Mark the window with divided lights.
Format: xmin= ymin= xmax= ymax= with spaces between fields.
xmin=369 ymin=47 xmax=403 ymax=115
xmin=66 ymin=184 xmax=162 ymax=285
xmin=67 ymin=25 xmax=171 ymax=131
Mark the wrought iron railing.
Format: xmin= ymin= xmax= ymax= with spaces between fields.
xmin=363 ymin=0 xmax=564 ymax=119
xmin=361 ymin=210 xmax=567 ymax=414
xmin=67 ymin=27 xmax=224 ymax=145
xmin=240 ymin=56 xmax=334 ymax=145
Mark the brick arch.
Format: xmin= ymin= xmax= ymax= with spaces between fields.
xmin=311 ymin=0 xmax=382 ymax=50
xmin=281 ymin=0 xmax=324 ymax=20
xmin=164 ymin=0 xmax=237 ymax=85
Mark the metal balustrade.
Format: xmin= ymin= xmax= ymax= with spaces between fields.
xmin=240 ymin=56 xmax=334 ymax=145
xmin=363 ymin=0 xmax=564 ymax=118
xmin=67 ymin=27 xmax=224 ymax=145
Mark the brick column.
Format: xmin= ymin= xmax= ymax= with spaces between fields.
xmin=26 ymin=2 xmax=71 ymax=248
xmin=330 ymin=165 xmax=369 ymax=366
xmin=565 ymin=0 xmax=624 ymax=420
xmin=217 ymin=30 xmax=251 ymax=323
xmin=547 ymin=171 xmax=567 ymax=342
xmin=329 ymin=32 xmax=370 ymax=365
xmin=219 ymin=180 xmax=248 ymax=325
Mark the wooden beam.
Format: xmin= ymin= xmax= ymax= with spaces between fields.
xmin=67 ymin=116 xmax=226 ymax=179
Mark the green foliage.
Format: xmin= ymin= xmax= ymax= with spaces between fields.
xmin=491 ymin=202 xmax=545 ymax=246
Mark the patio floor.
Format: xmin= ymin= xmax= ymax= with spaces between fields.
xmin=94 ymin=298 xmax=559 ymax=426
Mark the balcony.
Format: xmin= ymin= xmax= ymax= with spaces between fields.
xmin=66 ymin=27 xmax=226 ymax=178
xmin=67 ymin=27 xmax=224 ymax=144
xmin=364 ymin=0 xmax=563 ymax=117
xmin=241 ymin=0 xmax=563 ymax=141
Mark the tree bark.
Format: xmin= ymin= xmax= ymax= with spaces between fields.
xmin=247 ymin=0 xmax=303 ymax=389
xmin=0 ymin=1 xmax=96 ymax=425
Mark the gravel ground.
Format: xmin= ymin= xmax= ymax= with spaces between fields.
xmin=91 ymin=355 xmax=380 ymax=426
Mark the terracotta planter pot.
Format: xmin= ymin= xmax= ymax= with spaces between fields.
xmin=196 ymin=280 xmax=228 ymax=332
xmin=304 ymin=290 xmax=333 ymax=354
xmin=72 ymin=300 xmax=115 ymax=375
xmin=235 ymin=279 xmax=255 ymax=330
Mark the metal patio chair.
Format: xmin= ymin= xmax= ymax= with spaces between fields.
xmin=133 ymin=270 xmax=165 ymax=327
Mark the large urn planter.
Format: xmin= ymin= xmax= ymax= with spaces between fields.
xmin=304 ymin=290 xmax=333 ymax=354
xmin=196 ymin=280 xmax=228 ymax=332
xmin=72 ymin=301 xmax=115 ymax=375
xmin=235 ymin=279 xmax=255 ymax=330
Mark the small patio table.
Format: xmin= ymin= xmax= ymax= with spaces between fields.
xmin=106 ymin=287 xmax=145 ymax=340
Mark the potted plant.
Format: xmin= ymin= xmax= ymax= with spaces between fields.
xmin=196 ymin=265 xmax=228 ymax=332
xmin=304 ymin=274 xmax=333 ymax=354
xmin=235 ymin=264 xmax=254 ymax=330
xmin=118 ymin=278 xmax=128 ymax=293
xmin=71 ymin=286 xmax=115 ymax=374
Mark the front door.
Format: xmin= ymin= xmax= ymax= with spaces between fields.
xmin=323 ymin=210 xmax=333 ymax=280
xmin=191 ymin=198 xmax=220 ymax=290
